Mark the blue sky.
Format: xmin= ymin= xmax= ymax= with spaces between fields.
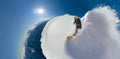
xmin=0 ymin=0 xmax=120 ymax=59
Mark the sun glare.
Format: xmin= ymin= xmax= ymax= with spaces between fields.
xmin=34 ymin=8 xmax=45 ymax=14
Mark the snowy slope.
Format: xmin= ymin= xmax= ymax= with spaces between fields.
xmin=41 ymin=14 xmax=76 ymax=59
xmin=41 ymin=6 xmax=120 ymax=59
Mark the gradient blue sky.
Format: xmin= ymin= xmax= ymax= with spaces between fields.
xmin=0 ymin=0 xmax=120 ymax=59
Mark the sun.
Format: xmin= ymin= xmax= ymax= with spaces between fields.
xmin=34 ymin=8 xmax=45 ymax=14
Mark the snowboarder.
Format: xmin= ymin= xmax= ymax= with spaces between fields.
xmin=67 ymin=16 xmax=82 ymax=40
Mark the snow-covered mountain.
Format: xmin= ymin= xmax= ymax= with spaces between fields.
xmin=41 ymin=6 xmax=120 ymax=59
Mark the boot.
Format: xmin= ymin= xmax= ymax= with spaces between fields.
xmin=67 ymin=36 xmax=74 ymax=40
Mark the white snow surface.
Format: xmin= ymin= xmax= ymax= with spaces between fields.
xmin=41 ymin=6 xmax=120 ymax=59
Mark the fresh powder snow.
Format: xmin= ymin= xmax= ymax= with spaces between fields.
xmin=41 ymin=6 xmax=120 ymax=59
